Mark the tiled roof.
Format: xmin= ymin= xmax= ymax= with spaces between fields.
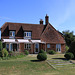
xmin=1 ymin=22 xmax=65 ymax=44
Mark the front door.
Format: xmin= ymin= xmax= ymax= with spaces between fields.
xmin=13 ymin=44 xmax=17 ymax=51
xmin=35 ymin=43 xmax=39 ymax=53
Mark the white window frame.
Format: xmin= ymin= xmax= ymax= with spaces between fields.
xmin=56 ymin=44 xmax=61 ymax=52
xmin=34 ymin=43 xmax=39 ymax=53
xmin=47 ymin=44 xmax=50 ymax=48
xmin=24 ymin=43 xmax=31 ymax=49
xmin=24 ymin=32 xmax=31 ymax=37
xmin=6 ymin=43 xmax=9 ymax=49
xmin=9 ymin=31 xmax=15 ymax=38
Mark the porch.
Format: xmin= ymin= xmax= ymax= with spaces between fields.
xmin=2 ymin=39 xmax=46 ymax=53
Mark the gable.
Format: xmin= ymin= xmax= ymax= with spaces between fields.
xmin=41 ymin=23 xmax=65 ymax=44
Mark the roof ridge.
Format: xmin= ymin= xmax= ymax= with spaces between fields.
xmin=5 ymin=22 xmax=45 ymax=25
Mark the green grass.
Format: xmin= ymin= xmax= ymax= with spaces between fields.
xmin=0 ymin=54 xmax=75 ymax=75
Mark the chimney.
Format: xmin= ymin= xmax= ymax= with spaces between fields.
xmin=40 ymin=19 xmax=43 ymax=24
xmin=45 ymin=14 xmax=49 ymax=24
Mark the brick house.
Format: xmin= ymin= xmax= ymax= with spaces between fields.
xmin=1 ymin=15 xmax=65 ymax=53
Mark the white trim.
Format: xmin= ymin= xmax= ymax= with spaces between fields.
xmin=24 ymin=43 xmax=31 ymax=49
xmin=56 ymin=44 xmax=61 ymax=52
xmin=34 ymin=43 xmax=39 ymax=53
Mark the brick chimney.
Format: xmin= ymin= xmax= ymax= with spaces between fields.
xmin=45 ymin=14 xmax=49 ymax=25
xmin=40 ymin=19 xmax=43 ymax=24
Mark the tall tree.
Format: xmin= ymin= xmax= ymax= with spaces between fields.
xmin=62 ymin=30 xmax=75 ymax=47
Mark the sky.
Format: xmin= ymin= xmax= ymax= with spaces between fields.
xmin=0 ymin=0 xmax=75 ymax=38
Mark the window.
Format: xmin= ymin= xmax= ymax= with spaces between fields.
xmin=47 ymin=44 xmax=50 ymax=48
xmin=56 ymin=44 xmax=61 ymax=52
xmin=10 ymin=43 xmax=13 ymax=51
xmin=24 ymin=43 xmax=31 ymax=49
xmin=24 ymin=32 xmax=31 ymax=39
xmin=9 ymin=31 xmax=15 ymax=38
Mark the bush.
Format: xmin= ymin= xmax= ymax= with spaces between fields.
xmin=37 ymin=53 xmax=47 ymax=61
xmin=68 ymin=41 xmax=75 ymax=59
xmin=0 ymin=51 xmax=2 ymax=57
xmin=48 ymin=50 xmax=56 ymax=54
xmin=1 ymin=48 xmax=8 ymax=57
xmin=64 ymin=52 xmax=74 ymax=60
xmin=24 ymin=50 xmax=29 ymax=55
xmin=39 ymin=49 xmax=46 ymax=54
xmin=65 ymin=46 xmax=69 ymax=53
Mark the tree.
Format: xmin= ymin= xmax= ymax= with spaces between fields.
xmin=62 ymin=30 xmax=75 ymax=47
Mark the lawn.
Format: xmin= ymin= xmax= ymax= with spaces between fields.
xmin=0 ymin=54 xmax=75 ymax=75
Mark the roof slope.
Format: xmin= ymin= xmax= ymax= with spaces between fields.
xmin=1 ymin=22 xmax=65 ymax=44
xmin=41 ymin=23 xmax=65 ymax=44
xmin=1 ymin=22 xmax=44 ymax=39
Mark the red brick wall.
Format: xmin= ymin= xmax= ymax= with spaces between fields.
xmin=19 ymin=43 xmax=24 ymax=52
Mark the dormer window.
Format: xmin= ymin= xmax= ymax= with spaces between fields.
xmin=9 ymin=31 xmax=15 ymax=39
xmin=24 ymin=32 xmax=31 ymax=39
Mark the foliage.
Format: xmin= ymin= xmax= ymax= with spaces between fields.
xmin=65 ymin=45 xmax=69 ymax=52
xmin=0 ymin=51 xmax=2 ymax=57
xmin=68 ymin=41 xmax=75 ymax=59
xmin=39 ymin=49 xmax=46 ymax=54
xmin=64 ymin=52 xmax=74 ymax=60
xmin=48 ymin=50 xmax=56 ymax=54
xmin=1 ymin=48 xmax=8 ymax=57
xmin=37 ymin=53 xmax=47 ymax=61
xmin=24 ymin=50 xmax=29 ymax=55
xmin=62 ymin=30 xmax=75 ymax=47
xmin=0 ymin=41 xmax=3 ymax=51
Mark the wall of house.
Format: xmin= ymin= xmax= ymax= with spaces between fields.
xmin=19 ymin=43 xmax=24 ymax=52
xmin=61 ymin=44 xmax=65 ymax=53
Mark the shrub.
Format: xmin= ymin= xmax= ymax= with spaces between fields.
xmin=48 ymin=50 xmax=56 ymax=54
xmin=65 ymin=46 xmax=69 ymax=53
xmin=24 ymin=50 xmax=29 ymax=55
xmin=39 ymin=49 xmax=46 ymax=54
xmin=0 ymin=51 xmax=2 ymax=57
xmin=68 ymin=41 xmax=75 ymax=59
xmin=37 ymin=53 xmax=47 ymax=61
xmin=1 ymin=48 xmax=8 ymax=57
xmin=64 ymin=52 xmax=74 ymax=60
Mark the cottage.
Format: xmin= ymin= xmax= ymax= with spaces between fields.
xmin=1 ymin=15 xmax=65 ymax=53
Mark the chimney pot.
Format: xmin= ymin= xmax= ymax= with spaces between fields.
xmin=40 ymin=19 xmax=43 ymax=24
xmin=45 ymin=14 xmax=49 ymax=24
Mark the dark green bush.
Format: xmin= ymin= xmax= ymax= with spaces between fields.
xmin=68 ymin=41 xmax=75 ymax=59
xmin=39 ymin=49 xmax=46 ymax=54
xmin=64 ymin=52 xmax=74 ymax=60
xmin=48 ymin=50 xmax=56 ymax=54
xmin=24 ymin=50 xmax=29 ymax=55
xmin=37 ymin=53 xmax=47 ymax=61
xmin=0 ymin=51 xmax=2 ymax=57
xmin=1 ymin=48 xmax=8 ymax=57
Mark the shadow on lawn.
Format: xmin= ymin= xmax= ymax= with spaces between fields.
xmin=30 ymin=60 xmax=42 ymax=62
xmin=52 ymin=58 xmax=67 ymax=60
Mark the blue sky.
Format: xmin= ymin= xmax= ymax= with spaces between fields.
xmin=0 ymin=0 xmax=75 ymax=38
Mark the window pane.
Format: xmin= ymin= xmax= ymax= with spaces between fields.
xmin=27 ymin=44 xmax=29 ymax=49
xmin=27 ymin=33 xmax=29 ymax=36
xmin=47 ymin=44 xmax=50 ymax=48
xmin=6 ymin=44 xmax=9 ymax=49
xmin=29 ymin=44 xmax=31 ymax=49
xmin=29 ymin=32 xmax=31 ymax=37
xmin=10 ymin=44 xmax=13 ymax=51
xmin=13 ymin=32 xmax=15 ymax=36
xmin=10 ymin=31 xmax=15 ymax=37
xmin=25 ymin=44 xmax=26 ymax=49
xmin=24 ymin=32 xmax=26 ymax=37
xmin=10 ymin=32 xmax=12 ymax=36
